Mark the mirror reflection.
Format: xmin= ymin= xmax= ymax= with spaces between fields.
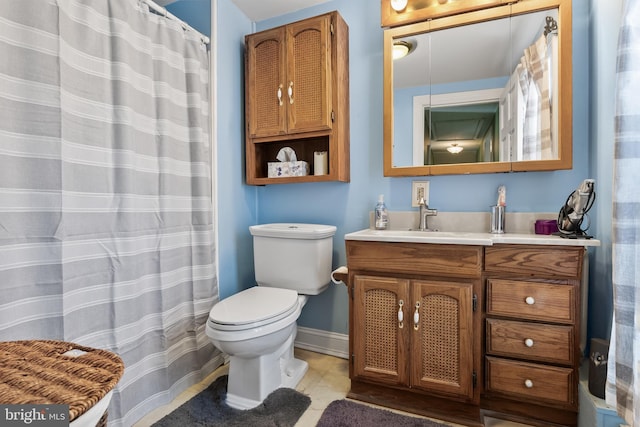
xmin=388 ymin=6 xmax=563 ymax=170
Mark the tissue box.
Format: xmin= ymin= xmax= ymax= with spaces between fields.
xmin=267 ymin=161 xmax=309 ymax=178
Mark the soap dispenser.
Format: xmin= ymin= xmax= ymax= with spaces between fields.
xmin=375 ymin=194 xmax=389 ymax=230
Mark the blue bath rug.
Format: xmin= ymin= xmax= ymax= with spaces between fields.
xmin=151 ymin=375 xmax=310 ymax=427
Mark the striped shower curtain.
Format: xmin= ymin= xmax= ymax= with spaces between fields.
xmin=518 ymin=31 xmax=556 ymax=161
xmin=0 ymin=0 xmax=220 ymax=425
xmin=606 ymin=0 xmax=640 ymax=425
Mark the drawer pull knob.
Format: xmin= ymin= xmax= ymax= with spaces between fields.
xmin=398 ymin=300 xmax=404 ymax=329
xmin=525 ymin=296 xmax=535 ymax=305
xmin=524 ymin=379 xmax=534 ymax=388
xmin=524 ymin=338 xmax=534 ymax=347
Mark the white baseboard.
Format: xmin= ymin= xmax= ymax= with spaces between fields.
xmin=294 ymin=326 xmax=349 ymax=360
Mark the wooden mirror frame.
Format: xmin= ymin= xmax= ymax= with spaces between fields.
xmin=383 ymin=0 xmax=572 ymax=177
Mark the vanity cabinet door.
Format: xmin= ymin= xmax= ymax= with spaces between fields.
xmin=411 ymin=279 xmax=474 ymax=399
xmin=352 ymin=274 xmax=409 ymax=386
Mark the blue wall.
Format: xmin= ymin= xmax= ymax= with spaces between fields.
xmin=166 ymin=0 xmax=210 ymax=36
xmin=169 ymin=0 xmax=616 ymax=343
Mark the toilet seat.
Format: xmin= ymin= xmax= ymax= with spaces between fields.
xmin=208 ymin=287 xmax=299 ymax=331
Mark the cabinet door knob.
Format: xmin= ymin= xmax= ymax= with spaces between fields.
xmin=413 ymin=301 xmax=420 ymax=330
xmin=524 ymin=338 xmax=534 ymax=347
xmin=525 ymin=296 xmax=535 ymax=305
xmin=524 ymin=379 xmax=534 ymax=388
xmin=277 ymin=84 xmax=283 ymax=106
xmin=288 ymin=81 xmax=294 ymax=104
xmin=398 ymin=299 xmax=404 ymax=329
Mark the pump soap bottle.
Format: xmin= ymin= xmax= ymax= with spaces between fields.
xmin=375 ymin=194 xmax=389 ymax=230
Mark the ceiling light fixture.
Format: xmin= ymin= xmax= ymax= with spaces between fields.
xmin=392 ymin=41 xmax=413 ymax=60
xmin=390 ymin=0 xmax=408 ymax=12
xmin=447 ymin=144 xmax=463 ymax=154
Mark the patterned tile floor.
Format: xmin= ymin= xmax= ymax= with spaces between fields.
xmin=134 ymin=348 xmax=532 ymax=427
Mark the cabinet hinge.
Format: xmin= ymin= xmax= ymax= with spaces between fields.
xmin=472 ymin=294 xmax=477 ymax=312
xmin=330 ymin=22 xmax=334 ymax=35
xmin=473 ymin=371 xmax=477 ymax=388
xmin=351 ymin=354 xmax=355 ymax=366
xmin=331 ymin=110 xmax=335 ymax=122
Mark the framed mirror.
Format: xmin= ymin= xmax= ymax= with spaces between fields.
xmin=383 ymin=0 xmax=572 ymax=176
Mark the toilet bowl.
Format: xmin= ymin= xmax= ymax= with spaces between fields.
xmin=206 ymin=223 xmax=336 ymax=409
xmin=207 ymin=287 xmax=308 ymax=409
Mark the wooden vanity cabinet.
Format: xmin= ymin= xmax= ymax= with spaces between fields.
xmin=244 ymin=12 xmax=349 ymax=185
xmin=346 ymin=240 xmax=587 ymax=426
xmin=346 ymin=241 xmax=483 ymax=425
xmin=482 ymin=244 xmax=584 ymax=426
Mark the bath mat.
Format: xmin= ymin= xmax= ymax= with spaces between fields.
xmin=316 ymin=399 xmax=452 ymax=427
xmin=151 ymin=375 xmax=310 ymax=427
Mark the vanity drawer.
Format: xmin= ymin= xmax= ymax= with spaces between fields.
xmin=485 ymin=357 xmax=575 ymax=406
xmin=486 ymin=319 xmax=574 ymax=365
xmin=346 ymin=240 xmax=482 ymax=278
xmin=485 ymin=245 xmax=583 ymax=278
xmin=486 ymin=279 xmax=576 ymax=324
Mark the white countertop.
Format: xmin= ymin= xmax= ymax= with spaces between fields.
xmin=345 ymin=228 xmax=601 ymax=247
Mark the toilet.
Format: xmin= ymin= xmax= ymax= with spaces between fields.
xmin=206 ymin=223 xmax=336 ymax=409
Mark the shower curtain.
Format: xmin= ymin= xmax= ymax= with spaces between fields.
xmin=606 ymin=0 xmax=640 ymax=425
xmin=517 ymin=31 xmax=556 ymax=161
xmin=0 ymin=0 xmax=220 ymax=425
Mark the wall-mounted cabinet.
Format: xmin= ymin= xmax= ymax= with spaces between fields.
xmin=244 ymin=12 xmax=350 ymax=185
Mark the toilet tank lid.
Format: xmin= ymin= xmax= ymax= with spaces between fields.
xmin=250 ymin=223 xmax=336 ymax=239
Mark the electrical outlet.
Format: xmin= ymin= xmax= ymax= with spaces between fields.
xmin=411 ymin=181 xmax=429 ymax=207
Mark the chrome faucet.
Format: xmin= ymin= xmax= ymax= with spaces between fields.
xmin=418 ymin=197 xmax=437 ymax=231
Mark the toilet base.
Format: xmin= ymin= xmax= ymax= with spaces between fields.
xmin=225 ymin=328 xmax=307 ymax=410
xmin=281 ymin=357 xmax=308 ymax=389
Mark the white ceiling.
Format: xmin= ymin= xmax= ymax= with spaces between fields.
xmin=155 ymin=0 xmax=331 ymax=22
xmin=231 ymin=0 xmax=331 ymax=22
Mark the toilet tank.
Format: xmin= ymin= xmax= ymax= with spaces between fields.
xmin=250 ymin=223 xmax=336 ymax=295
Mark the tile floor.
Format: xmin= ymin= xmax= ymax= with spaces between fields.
xmin=134 ymin=348 xmax=532 ymax=427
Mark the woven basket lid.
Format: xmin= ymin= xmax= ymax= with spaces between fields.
xmin=0 ymin=340 xmax=124 ymax=422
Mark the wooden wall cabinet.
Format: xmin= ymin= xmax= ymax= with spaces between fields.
xmin=244 ymin=12 xmax=350 ymax=185
xmin=345 ymin=240 xmax=586 ymax=427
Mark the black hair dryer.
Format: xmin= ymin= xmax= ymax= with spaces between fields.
xmin=555 ymin=179 xmax=596 ymax=239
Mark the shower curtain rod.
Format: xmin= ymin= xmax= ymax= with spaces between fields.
xmin=141 ymin=0 xmax=210 ymax=44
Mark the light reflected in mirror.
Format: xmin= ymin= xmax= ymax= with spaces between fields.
xmin=384 ymin=0 xmax=571 ymax=176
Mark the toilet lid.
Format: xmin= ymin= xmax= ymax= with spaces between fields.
xmin=209 ymin=287 xmax=299 ymax=328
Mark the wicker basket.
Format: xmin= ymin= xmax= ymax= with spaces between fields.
xmin=0 ymin=340 xmax=124 ymax=425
